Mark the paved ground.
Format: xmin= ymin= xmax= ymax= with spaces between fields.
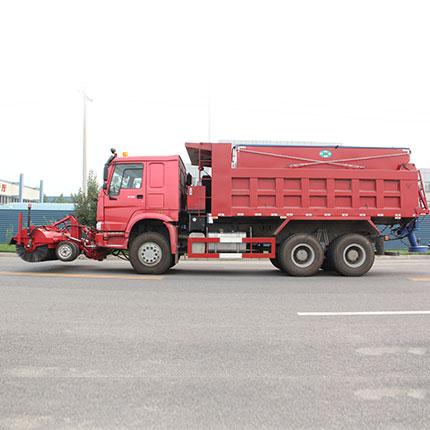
xmin=1 ymin=254 xmax=430 ymax=429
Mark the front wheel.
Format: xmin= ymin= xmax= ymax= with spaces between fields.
xmin=129 ymin=232 xmax=172 ymax=274
xmin=55 ymin=241 xmax=80 ymax=262
xmin=327 ymin=234 xmax=374 ymax=276
xmin=278 ymin=234 xmax=324 ymax=276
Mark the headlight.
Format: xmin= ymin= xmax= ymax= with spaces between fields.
xmin=96 ymin=222 xmax=102 ymax=231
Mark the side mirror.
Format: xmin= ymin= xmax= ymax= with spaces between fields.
xmin=103 ymin=183 xmax=108 ymax=190
xmin=103 ymin=165 xmax=109 ymax=182
xmin=186 ymin=173 xmax=192 ymax=186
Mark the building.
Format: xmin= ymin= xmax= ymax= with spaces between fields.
xmin=45 ymin=195 xmax=73 ymax=203
xmin=421 ymin=168 xmax=430 ymax=203
xmin=0 ymin=176 xmax=42 ymax=204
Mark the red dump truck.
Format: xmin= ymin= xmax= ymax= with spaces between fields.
xmin=12 ymin=142 xmax=429 ymax=276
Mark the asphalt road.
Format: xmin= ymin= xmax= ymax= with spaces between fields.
xmin=1 ymin=254 xmax=430 ymax=429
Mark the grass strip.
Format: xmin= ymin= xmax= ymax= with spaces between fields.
xmin=0 ymin=243 xmax=16 ymax=253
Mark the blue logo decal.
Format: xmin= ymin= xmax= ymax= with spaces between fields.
xmin=319 ymin=150 xmax=332 ymax=158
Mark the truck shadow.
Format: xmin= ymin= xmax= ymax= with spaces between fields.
xmin=167 ymin=266 xmax=386 ymax=278
xmin=167 ymin=267 xmax=382 ymax=278
xmin=10 ymin=261 xmax=383 ymax=278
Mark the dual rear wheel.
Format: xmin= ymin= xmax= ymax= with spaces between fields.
xmin=272 ymin=233 xmax=374 ymax=277
xmin=325 ymin=234 xmax=374 ymax=276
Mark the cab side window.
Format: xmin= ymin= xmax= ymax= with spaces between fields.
xmin=109 ymin=163 xmax=143 ymax=196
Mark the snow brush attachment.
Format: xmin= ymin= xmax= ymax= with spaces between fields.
xmin=11 ymin=209 xmax=90 ymax=264
xmin=16 ymin=244 xmax=56 ymax=262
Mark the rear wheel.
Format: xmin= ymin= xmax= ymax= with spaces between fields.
xmin=327 ymin=234 xmax=374 ymax=276
xmin=55 ymin=241 xmax=80 ymax=262
xmin=321 ymin=253 xmax=335 ymax=272
xmin=129 ymin=232 xmax=172 ymax=274
xmin=278 ymin=234 xmax=324 ymax=276
xmin=375 ymin=236 xmax=385 ymax=256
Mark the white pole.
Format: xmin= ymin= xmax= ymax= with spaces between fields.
xmin=82 ymin=91 xmax=93 ymax=197
xmin=208 ymin=82 xmax=211 ymax=142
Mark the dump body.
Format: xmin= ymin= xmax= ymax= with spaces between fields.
xmin=186 ymin=143 xmax=428 ymax=220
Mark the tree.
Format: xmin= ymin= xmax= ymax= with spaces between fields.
xmin=72 ymin=170 xmax=100 ymax=227
xmin=53 ymin=193 xmax=69 ymax=203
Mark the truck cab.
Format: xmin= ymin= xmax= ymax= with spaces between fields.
xmin=95 ymin=150 xmax=187 ymax=271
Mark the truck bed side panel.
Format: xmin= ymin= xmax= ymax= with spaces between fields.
xmin=210 ymin=144 xmax=426 ymax=219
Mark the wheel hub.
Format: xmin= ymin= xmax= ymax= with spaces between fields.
xmin=343 ymin=244 xmax=366 ymax=268
xmin=296 ymin=249 xmax=309 ymax=262
xmin=138 ymin=242 xmax=162 ymax=266
xmin=58 ymin=245 xmax=72 ymax=259
xmin=291 ymin=244 xmax=315 ymax=268
xmin=347 ymin=249 xmax=359 ymax=261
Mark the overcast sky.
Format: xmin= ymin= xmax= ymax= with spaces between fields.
xmin=1 ymin=0 xmax=429 ymax=196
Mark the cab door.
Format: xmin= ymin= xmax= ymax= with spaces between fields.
xmin=103 ymin=162 xmax=144 ymax=231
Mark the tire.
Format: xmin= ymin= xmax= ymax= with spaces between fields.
xmin=129 ymin=232 xmax=172 ymax=274
xmin=375 ymin=236 xmax=385 ymax=256
xmin=321 ymin=253 xmax=335 ymax=272
xmin=55 ymin=241 xmax=80 ymax=262
xmin=278 ymin=234 xmax=324 ymax=276
xmin=384 ymin=250 xmax=400 ymax=256
xmin=327 ymin=234 xmax=374 ymax=276
xmin=321 ymin=242 xmax=337 ymax=272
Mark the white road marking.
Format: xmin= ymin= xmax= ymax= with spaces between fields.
xmin=355 ymin=388 xmax=427 ymax=400
xmin=297 ymin=310 xmax=430 ymax=316
xmin=356 ymin=346 xmax=426 ymax=356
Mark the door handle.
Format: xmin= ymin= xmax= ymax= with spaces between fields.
xmin=137 ymin=195 xmax=143 ymax=199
